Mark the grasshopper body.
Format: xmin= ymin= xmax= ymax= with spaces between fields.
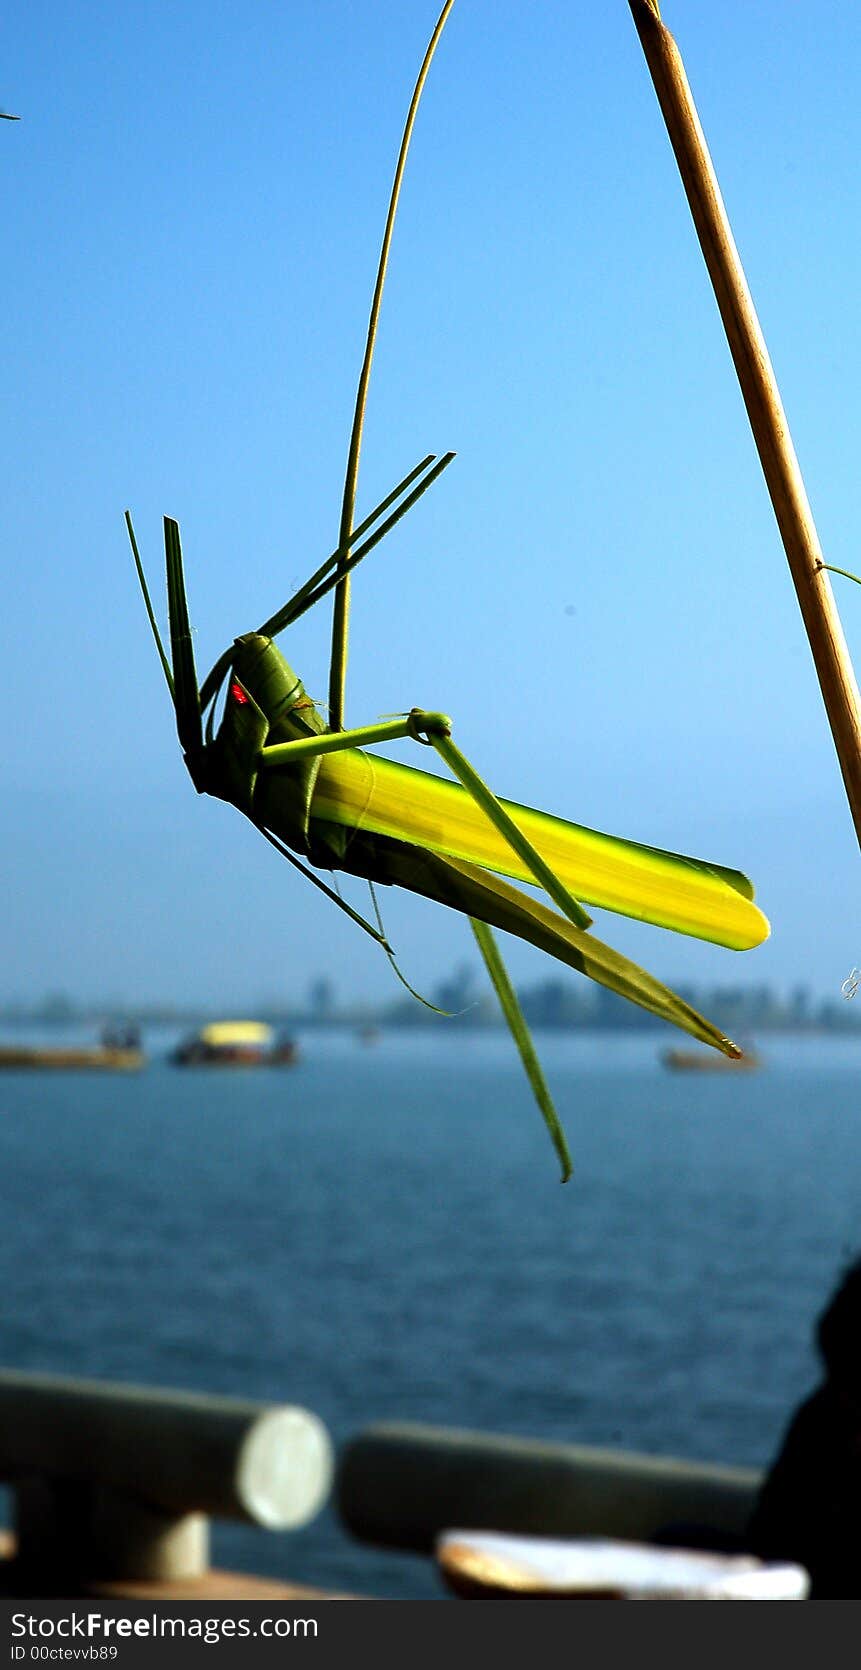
xmin=128 ymin=499 xmax=769 ymax=1183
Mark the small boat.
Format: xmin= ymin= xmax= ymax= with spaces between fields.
xmin=660 ymin=1046 xmax=760 ymax=1072
xmin=171 ymin=1021 xmax=298 ymax=1067
xmin=0 ymin=1027 xmax=145 ymax=1072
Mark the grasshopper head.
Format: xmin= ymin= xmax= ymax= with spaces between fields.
xmin=127 ymin=514 xmax=325 ymax=808
xmin=229 ymin=634 xmax=326 ymax=742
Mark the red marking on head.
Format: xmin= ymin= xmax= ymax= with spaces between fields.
xmin=231 ymin=682 xmax=249 ymax=705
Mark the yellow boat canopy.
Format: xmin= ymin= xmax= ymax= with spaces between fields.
xmin=199 ymin=1021 xmax=273 ymax=1048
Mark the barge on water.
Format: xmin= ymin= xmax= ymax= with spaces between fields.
xmin=660 ymin=1047 xmax=760 ymax=1072
xmin=170 ymin=1020 xmax=298 ymax=1067
xmin=0 ymin=1027 xmax=144 ymax=1072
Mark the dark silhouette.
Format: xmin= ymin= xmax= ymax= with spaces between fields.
xmin=747 ymin=1258 xmax=861 ymax=1598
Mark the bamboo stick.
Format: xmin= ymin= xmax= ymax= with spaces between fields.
xmin=628 ymin=0 xmax=861 ymax=850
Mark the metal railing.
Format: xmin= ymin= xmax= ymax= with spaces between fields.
xmin=0 ymin=1370 xmax=333 ymax=1585
xmin=338 ymin=1421 xmax=761 ymax=1552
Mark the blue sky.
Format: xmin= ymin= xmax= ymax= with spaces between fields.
xmin=3 ymin=1 xmax=861 ymax=1010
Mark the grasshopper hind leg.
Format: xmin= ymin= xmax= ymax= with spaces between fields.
xmin=469 ymin=919 xmax=573 ymax=1183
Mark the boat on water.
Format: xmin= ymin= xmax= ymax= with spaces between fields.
xmin=660 ymin=1046 xmax=760 ymax=1072
xmin=170 ymin=1020 xmax=298 ymax=1067
xmin=0 ymin=1027 xmax=145 ymax=1072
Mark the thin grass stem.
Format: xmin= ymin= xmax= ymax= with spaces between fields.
xmin=820 ymin=565 xmax=861 ymax=589
xmin=328 ymin=0 xmax=457 ymax=731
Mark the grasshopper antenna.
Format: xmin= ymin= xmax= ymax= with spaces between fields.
xmin=259 ymin=453 xmax=454 ymax=638
xmin=196 ymin=451 xmax=455 ymax=720
xmin=125 ymin=510 xmax=175 ymax=701
xmin=164 ymin=517 xmax=203 ymax=754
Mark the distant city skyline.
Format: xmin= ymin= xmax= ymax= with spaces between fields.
xmin=3 ymin=973 xmax=861 ymax=1039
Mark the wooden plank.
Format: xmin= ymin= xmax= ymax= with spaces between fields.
xmin=90 ymin=1570 xmax=354 ymax=1601
xmin=0 ymin=1535 xmax=358 ymax=1600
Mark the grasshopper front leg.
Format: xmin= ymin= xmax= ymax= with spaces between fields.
xmin=259 ymin=708 xmax=593 ymax=932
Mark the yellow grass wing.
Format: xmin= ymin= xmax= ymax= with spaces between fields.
xmin=311 ymin=751 xmax=769 ymax=951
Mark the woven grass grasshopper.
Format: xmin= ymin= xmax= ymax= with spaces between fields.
xmin=127 ymin=2 xmax=768 ymax=1179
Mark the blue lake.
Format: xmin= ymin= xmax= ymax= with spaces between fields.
xmin=0 ymin=1026 xmax=858 ymax=1597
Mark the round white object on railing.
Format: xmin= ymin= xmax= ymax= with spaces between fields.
xmin=237 ymin=1406 xmax=334 ymax=1529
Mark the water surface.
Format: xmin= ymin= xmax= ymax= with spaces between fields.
xmin=0 ymin=1027 xmax=857 ymax=1596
